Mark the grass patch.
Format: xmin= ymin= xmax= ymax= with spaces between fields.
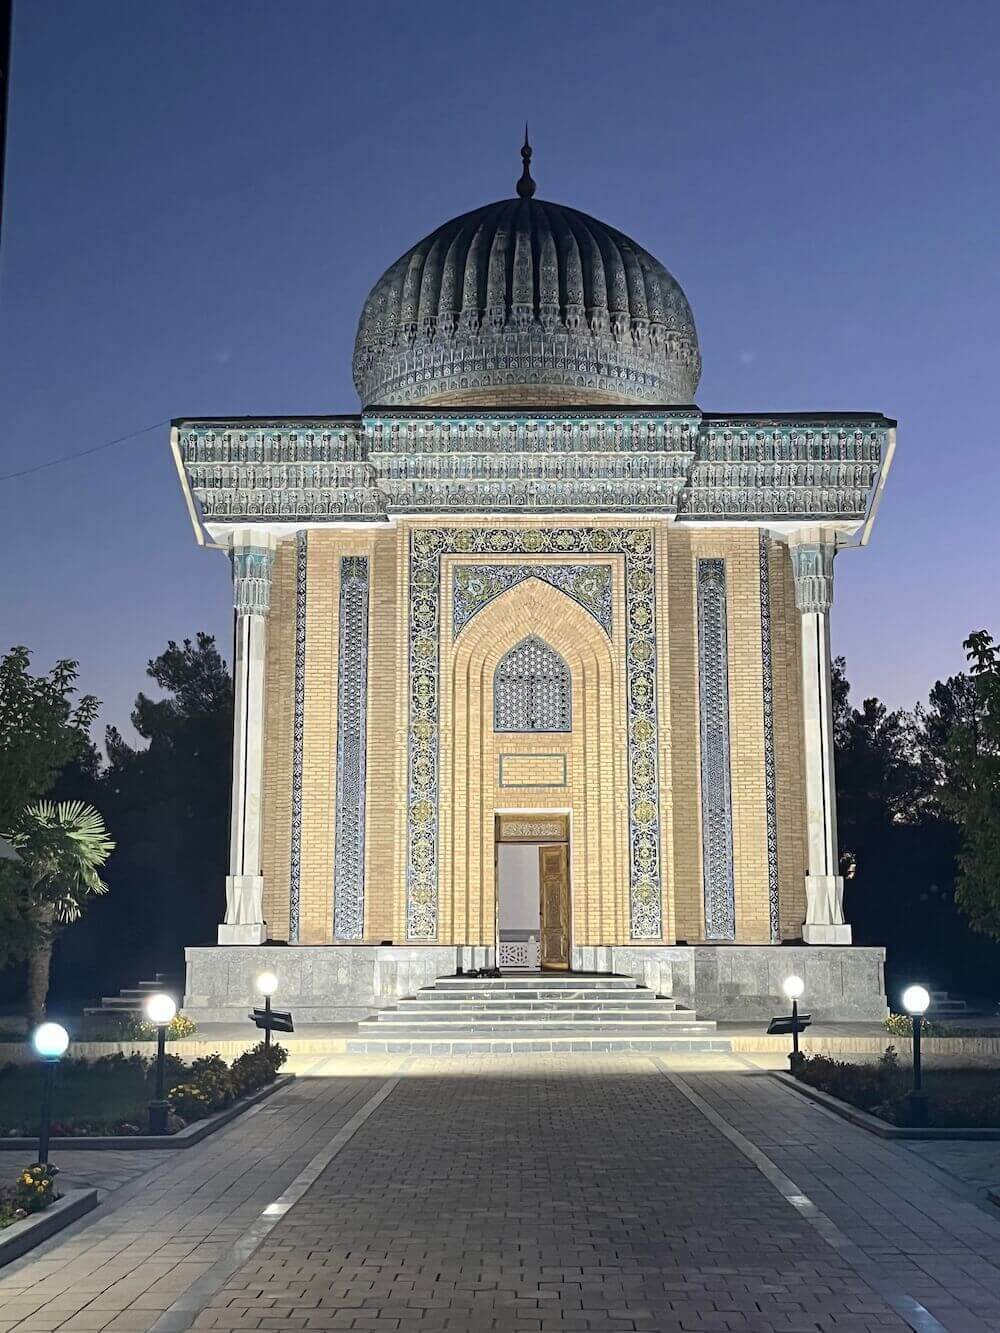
xmin=792 ymin=1047 xmax=1000 ymax=1128
xmin=0 ymin=1045 xmax=286 ymax=1137
xmin=0 ymin=1054 xmax=186 ymax=1136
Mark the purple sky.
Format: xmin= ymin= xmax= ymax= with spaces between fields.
xmin=1 ymin=1 xmax=997 ymax=735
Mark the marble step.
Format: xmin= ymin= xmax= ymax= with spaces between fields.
xmin=402 ymin=997 xmax=677 ymax=1002
xmin=432 ymin=975 xmax=638 ymax=989
xmin=396 ymin=1000 xmax=683 ymax=1014
xmin=348 ymin=1032 xmax=733 ymax=1055
xmin=421 ymin=986 xmax=650 ymax=997
xmin=363 ymin=1008 xmax=700 ymax=1026
xmin=359 ymin=1020 xmax=718 ymax=1036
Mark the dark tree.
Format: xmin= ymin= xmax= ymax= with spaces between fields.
xmin=937 ymin=632 xmax=1000 ymax=940
xmin=49 ymin=635 xmax=232 ymax=1004
xmin=835 ymin=656 xmax=1000 ymax=1001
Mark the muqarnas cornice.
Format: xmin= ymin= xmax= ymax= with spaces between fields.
xmin=175 ymin=409 xmax=893 ymax=526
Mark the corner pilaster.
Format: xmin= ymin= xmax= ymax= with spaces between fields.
xmin=220 ymin=528 xmax=278 ymax=945
xmin=787 ymin=529 xmax=851 ymax=945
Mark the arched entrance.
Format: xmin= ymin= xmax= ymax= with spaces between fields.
xmin=439 ymin=572 xmax=628 ymax=956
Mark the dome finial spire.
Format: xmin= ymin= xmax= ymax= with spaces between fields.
xmin=517 ymin=124 xmax=536 ymax=198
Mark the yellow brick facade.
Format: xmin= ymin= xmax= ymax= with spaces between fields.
xmin=257 ymin=519 xmax=809 ymax=948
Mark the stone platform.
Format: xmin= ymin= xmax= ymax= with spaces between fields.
xmin=183 ymin=942 xmax=886 ymax=1024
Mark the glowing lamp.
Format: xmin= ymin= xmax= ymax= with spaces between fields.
xmin=902 ymin=985 xmax=930 ymax=1015
xmin=32 ymin=1022 xmax=69 ymax=1060
xmin=144 ymin=993 xmax=177 ymax=1026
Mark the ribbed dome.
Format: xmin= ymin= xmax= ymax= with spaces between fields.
xmin=353 ymin=196 xmax=700 ymax=408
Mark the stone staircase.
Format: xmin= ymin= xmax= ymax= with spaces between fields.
xmin=83 ymin=972 xmax=182 ymax=1017
xmin=348 ymin=973 xmax=731 ymax=1054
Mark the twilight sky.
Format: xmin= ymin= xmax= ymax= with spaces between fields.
xmin=1 ymin=1 xmax=997 ymax=735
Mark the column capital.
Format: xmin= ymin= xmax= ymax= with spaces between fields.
xmin=788 ymin=535 xmax=836 ymax=615
xmin=229 ymin=530 xmax=278 ymax=617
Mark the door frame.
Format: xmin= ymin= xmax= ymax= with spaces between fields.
xmin=494 ymin=812 xmax=571 ymax=970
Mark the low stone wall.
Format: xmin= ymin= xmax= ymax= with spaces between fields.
xmin=182 ymin=944 xmax=485 ymax=1022
xmin=572 ymin=943 xmax=887 ymax=1022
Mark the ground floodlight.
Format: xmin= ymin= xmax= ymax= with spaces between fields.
xmin=782 ymin=975 xmax=804 ymax=1000
xmin=144 ymin=992 xmax=177 ymax=1026
xmin=32 ymin=1022 xmax=69 ymax=1060
xmin=256 ymin=970 xmax=278 ymax=997
xmin=902 ymin=985 xmax=930 ymax=1015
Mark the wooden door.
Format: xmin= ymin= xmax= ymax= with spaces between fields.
xmin=538 ymin=844 xmax=570 ymax=969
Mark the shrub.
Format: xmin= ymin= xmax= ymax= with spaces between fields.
xmin=187 ymin=1054 xmax=234 ymax=1110
xmin=793 ymin=1046 xmax=908 ymax=1111
xmin=230 ymin=1041 xmax=287 ymax=1096
xmin=884 ymin=1012 xmax=940 ymax=1038
xmin=167 ymin=1082 xmax=213 ymax=1122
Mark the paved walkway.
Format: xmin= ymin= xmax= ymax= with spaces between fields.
xmin=1 ymin=1053 xmax=1000 ymax=1332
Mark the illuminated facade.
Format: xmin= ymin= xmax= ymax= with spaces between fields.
xmin=174 ymin=145 xmax=894 ymax=1020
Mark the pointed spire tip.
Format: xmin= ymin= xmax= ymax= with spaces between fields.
xmin=517 ymin=125 xmax=536 ymax=199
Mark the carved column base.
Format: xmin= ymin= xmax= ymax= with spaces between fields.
xmin=804 ymin=873 xmax=851 ymax=944
xmin=803 ymin=922 xmax=853 ymax=945
xmin=219 ymin=874 xmax=266 ymax=945
xmin=217 ymin=922 xmax=267 ymax=945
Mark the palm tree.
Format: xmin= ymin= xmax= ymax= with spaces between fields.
xmin=7 ymin=800 xmax=114 ymax=1025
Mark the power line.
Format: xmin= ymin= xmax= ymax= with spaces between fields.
xmin=0 ymin=418 xmax=171 ymax=482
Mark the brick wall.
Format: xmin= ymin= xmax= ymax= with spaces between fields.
xmin=258 ymin=518 xmax=809 ymax=947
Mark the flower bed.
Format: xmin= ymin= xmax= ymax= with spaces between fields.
xmin=0 ymin=1164 xmax=59 ymax=1230
xmin=0 ymin=1043 xmax=287 ymax=1138
xmin=791 ymin=1047 xmax=1000 ymax=1129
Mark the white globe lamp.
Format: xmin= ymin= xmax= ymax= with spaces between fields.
xmin=256 ymin=971 xmax=279 ymax=1051
xmin=31 ymin=1022 xmax=69 ymax=1165
xmin=900 ymin=984 xmax=931 ymax=1127
xmin=902 ymin=984 xmax=930 ymax=1015
xmin=144 ymin=995 xmax=177 ymax=1137
xmin=782 ymin=975 xmax=804 ymax=1001
xmin=32 ymin=1022 xmax=69 ymax=1060
xmin=144 ymin=993 xmax=177 ymax=1026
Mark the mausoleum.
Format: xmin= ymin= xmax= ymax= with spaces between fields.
xmin=173 ymin=140 xmax=894 ymax=1023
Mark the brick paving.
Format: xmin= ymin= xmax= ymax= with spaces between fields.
xmin=196 ymin=1057 xmax=907 ymax=1332
xmin=0 ymin=1062 xmax=388 ymax=1333
xmin=690 ymin=1068 xmax=1000 ymax=1331
xmin=4 ymin=1054 xmax=1000 ymax=1332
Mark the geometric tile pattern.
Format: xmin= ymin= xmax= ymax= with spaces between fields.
xmin=453 ymin=563 xmax=612 ymax=640
xmin=288 ymin=530 xmax=307 ymax=942
xmin=759 ymin=533 xmax=780 ymax=941
xmin=493 ymin=636 xmax=572 ymax=734
xmin=333 ymin=556 xmax=369 ymax=940
xmin=697 ymin=558 xmax=736 ymax=941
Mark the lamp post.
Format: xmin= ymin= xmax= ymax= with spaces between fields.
xmin=31 ymin=1023 xmax=69 ymax=1165
xmin=144 ymin=993 xmax=177 ymax=1135
xmin=256 ymin=971 xmax=278 ymax=1051
xmin=782 ymin=975 xmax=805 ymax=1068
xmin=902 ymin=984 xmax=930 ymax=1127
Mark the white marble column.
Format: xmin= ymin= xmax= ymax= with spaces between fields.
xmin=218 ymin=529 xmax=277 ymax=945
xmin=789 ymin=532 xmax=852 ymax=944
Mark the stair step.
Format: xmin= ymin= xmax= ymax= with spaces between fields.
xmin=399 ymin=997 xmax=677 ymax=1010
xmin=364 ymin=1009 xmax=699 ymax=1025
xmin=363 ymin=1025 xmax=718 ymax=1038
xmin=423 ymin=992 xmax=657 ymax=1001
xmin=433 ymin=976 xmax=638 ymax=989
xmin=348 ymin=1034 xmax=732 ymax=1054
